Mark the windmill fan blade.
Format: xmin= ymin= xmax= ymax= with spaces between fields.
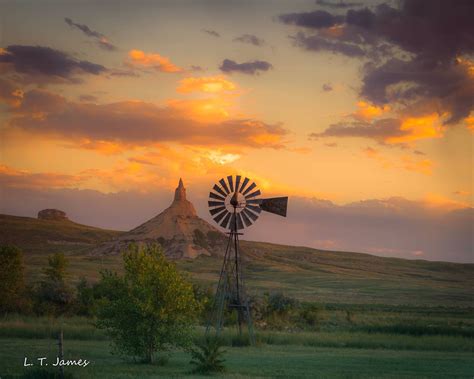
xmin=220 ymin=212 xmax=231 ymax=228
xmin=240 ymin=211 xmax=252 ymax=227
xmin=242 ymin=182 xmax=256 ymax=196
xmin=235 ymin=175 xmax=241 ymax=192
xmin=243 ymin=208 xmax=259 ymax=221
xmin=208 ymin=200 xmax=224 ymax=207
xmin=214 ymin=209 xmax=228 ymax=223
xmin=213 ymin=184 xmax=227 ymax=198
xmin=239 ymin=177 xmax=250 ymax=193
xmin=219 ymin=178 xmax=230 ymax=194
xmin=245 ymin=189 xmax=261 ymax=199
xmin=260 ymin=197 xmax=288 ymax=217
xmin=227 ymin=175 xmax=234 ymax=192
xmin=209 ymin=205 xmax=226 ymax=215
xmin=209 ymin=192 xmax=225 ymax=201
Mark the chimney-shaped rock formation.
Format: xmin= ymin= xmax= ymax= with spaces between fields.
xmin=174 ymin=178 xmax=186 ymax=201
xmin=92 ymin=178 xmax=225 ymax=259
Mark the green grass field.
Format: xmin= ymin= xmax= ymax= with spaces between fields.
xmin=0 ymin=313 xmax=473 ymax=378
xmin=1 ymin=335 xmax=473 ymax=378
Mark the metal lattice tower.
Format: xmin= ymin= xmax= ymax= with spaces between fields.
xmin=205 ymin=175 xmax=288 ymax=344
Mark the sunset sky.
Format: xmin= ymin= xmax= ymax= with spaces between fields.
xmin=1 ymin=0 xmax=473 ymax=262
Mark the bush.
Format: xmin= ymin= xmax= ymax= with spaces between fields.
xmin=190 ymin=337 xmax=226 ymax=374
xmin=299 ymin=303 xmax=326 ymax=330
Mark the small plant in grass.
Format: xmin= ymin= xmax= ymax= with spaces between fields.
xmin=190 ymin=337 xmax=226 ymax=374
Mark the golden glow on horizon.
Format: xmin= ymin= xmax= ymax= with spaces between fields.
xmin=177 ymin=76 xmax=236 ymax=93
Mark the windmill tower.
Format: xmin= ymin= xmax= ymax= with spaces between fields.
xmin=206 ymin=175 xmax=288 ymax=343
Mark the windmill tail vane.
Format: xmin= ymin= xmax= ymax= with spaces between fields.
xmin=205 ymin=175 xmax=288 ymax=344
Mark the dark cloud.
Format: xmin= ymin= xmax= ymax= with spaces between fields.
xmin=310 ymin=118 xmax=407 ymax=143
xmin=322 ymin=83 xmax=333 ymax=92
xmin=219 ymin=59 xmax=273 ymax=75
xmin=233 ymin=34 xmax=265 ymax=46
xmin=4 ymin=89 xmax=288 ymax=149
xmin=0 ymin=78 xmax=23 ymax=107
xmin=361 ymin=57 xmax=474 ymax=124
xmin=280 ymin=0 xmax=474 ymax=128
xmin=190 ymin=65 xmax=205 ymax=72
xmin=202 ymin=29 xmax=220 ymax=37
xmin=413 ymin=150 xmax=425 ymax=156
xmin=65 ymin=18 xmax=117 ymax=51
xmin=279 ymin=10 xmax=344 ymax=29
xmin=292 ymin=32 xmax=365 ymax=56
xmin=0 ymin=45 xmax=107 ymax=84
xmin=316 ymin=0 xmax=363 ymax=8
xmin=79 ymin=94 xmax=98 ymax=102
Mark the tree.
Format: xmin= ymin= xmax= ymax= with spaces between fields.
xmin=0 ymin=245 xmax=28 ymax=314
xmin=34 ymin=252 xmax=73 ymax=315
xmin=96 ymin=243 xmax=201 ymax=363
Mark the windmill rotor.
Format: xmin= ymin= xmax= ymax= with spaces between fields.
xmin=208 ymin=175 xmax=288 ymax=230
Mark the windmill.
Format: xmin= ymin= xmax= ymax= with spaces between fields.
xmin=206 ymin=175 xmax=288 ymax=343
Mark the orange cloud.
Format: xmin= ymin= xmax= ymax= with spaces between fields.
xmin=400 ymin=156 xmax=433 ymax=176
xmin=354 ymin=101 xmax=390 ymax=121
xmin=386 ymin=113 xmax=445 ymax=144
xmin=363 ymin=147 xmax=433 ymax=175
xmin=424 ymin=193 xmax=471 ymax=211
xmin=453 ymin=190 xmax=471 ymax=197
xmin=66 ymin=139 xmax=128 ymax=155
xmin=127 ymin=49 xmax=182 ymax=73
xmin=177 ymin=76 xmax=236 ymax=93
xmin=464 ymin=112 xmax=474 ymax=131
xmin=5 ymin=88 xmax=288 ymax=151
xmin=0 ymin=164 xmax=88 ymax=189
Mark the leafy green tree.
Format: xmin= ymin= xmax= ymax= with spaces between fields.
xmin=34 ymin=252 xmax=73 ymax=315
xmin=0 ymin=245 xmax=28 ymax=314
xmin=96 ymin=243 xmax=201 ymax=363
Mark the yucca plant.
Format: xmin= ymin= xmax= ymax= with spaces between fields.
xmin=190 ymin=337 xmax=226 ymax=374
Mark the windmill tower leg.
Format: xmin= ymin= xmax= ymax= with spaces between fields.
xmin=205 ymin=213 xmax=255 ymax=345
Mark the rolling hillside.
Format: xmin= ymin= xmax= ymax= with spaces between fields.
xmin=1 ymin=213 xmax=473 ymax=307
xmin=0 ymin=214 xmax=122 ymax=254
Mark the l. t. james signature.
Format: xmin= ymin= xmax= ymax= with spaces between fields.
xmin=24 ymin=357 xmax=90 ymax=367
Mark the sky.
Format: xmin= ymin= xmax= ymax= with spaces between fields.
xmin=0 ymin=0 xmax=473 ymax=262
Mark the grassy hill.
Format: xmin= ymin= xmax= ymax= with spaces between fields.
xmin=1 ymin=213 xmax=473 ymax=307
xmin=0 ymin=214 xmax=121 ymax=254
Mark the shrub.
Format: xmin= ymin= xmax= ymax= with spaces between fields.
xmin=190 ymin=337 xmax=226 ymax=374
